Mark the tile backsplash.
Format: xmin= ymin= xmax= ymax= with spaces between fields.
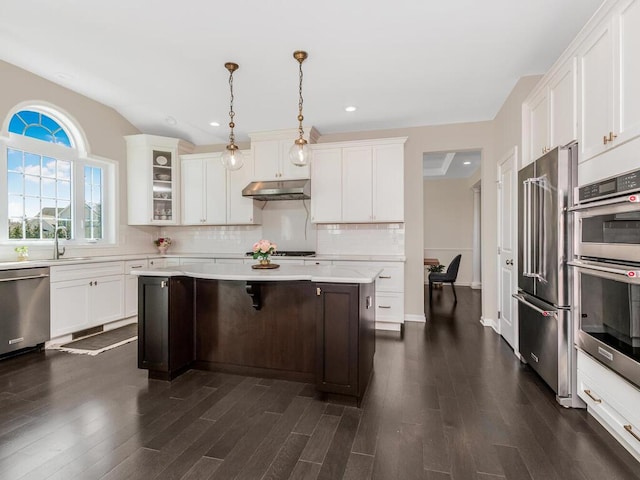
xmin=316 ymin=223 xmax=405 ymax=256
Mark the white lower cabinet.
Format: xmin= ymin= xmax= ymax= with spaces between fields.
xmin=50 ymin=261 xmax=125 ymax=337
xmin=125 ymin=259 xmax=148 ymax=318
xmin=335 ymin=260 xmax=405 ymax=332
xmin=577 ymin=350 xmax=640 ymax=462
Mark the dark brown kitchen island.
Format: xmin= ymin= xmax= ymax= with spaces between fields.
xmin=135 ymin=263 xmax=379 ymax=404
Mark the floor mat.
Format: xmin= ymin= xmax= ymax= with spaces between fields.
xmin=56 ymin=323 xmax=138 ymax=356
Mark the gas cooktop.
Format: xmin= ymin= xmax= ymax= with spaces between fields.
xmin=245 ymin=251 xmax=316 ymax=257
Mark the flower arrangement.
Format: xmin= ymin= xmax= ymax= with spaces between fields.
xmin=154 ymin=237 xmax=172 ymax=248
xmin=252 ymin=239 xmax=277 ymax=263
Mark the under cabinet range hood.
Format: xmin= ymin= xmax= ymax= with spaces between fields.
xmin=242 ymin=179 xmax=311 ymax=201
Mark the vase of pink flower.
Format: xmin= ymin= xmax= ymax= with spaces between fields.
xmin=154 ymin=237 xmax=172 ymax=254
xmin=252 ymin=239 xmax=277 ymax=265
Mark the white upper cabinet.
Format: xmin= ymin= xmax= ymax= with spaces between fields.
xmin=125 ymin=134 xmax=194 ymax=225
xmin=579 ymin=18 xmax=615 ymax=161
xmin=310 ymin=147 xmax=342 ymax=223
xmin=249 ymin=128 xmax=319 ymax=181
xmin=578 ymin=0 xmax=640 ymax=162
xmin=311 ymin=138 xmax=406 ymax=224
xmin=523 ymin=58 xmax=577 ymax=166
xmin=180 ymin=151 xmax=260 ymax=225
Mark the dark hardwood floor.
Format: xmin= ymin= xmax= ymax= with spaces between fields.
xmin=1 ymin=286 xmax=639 ymax=479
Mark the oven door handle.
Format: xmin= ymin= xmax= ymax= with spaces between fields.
xmin=569 ymin=193 xmax=640 ymax=211
xmin=568 ymin=260 xmax=640 ymax=284
xmin=512 ymin=293 xmax=557 ymax=318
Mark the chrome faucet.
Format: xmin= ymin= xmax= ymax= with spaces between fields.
xmin=54 ymin=226 xmax=67 ymax=260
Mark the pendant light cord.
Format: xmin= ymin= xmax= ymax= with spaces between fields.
xmin=228 ymin=69 xmax=236 ymax=147
xmin=297 ymin=60 xmax=304 ymax=140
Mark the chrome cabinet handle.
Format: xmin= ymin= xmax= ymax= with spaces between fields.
xmin=583 ymin=389 xmax=602 ymax=404
xmin=130 ymin=265 xmax=143 ymax=269
xmin=624 ymin=425 xmax=640 ymax=443
xmin=379 ymin=275 xmax=392 ymax=279
xmin=378 ymin=305 xmax=391 ymax=309
xmin=160 ymin=280 xmax=167 ymax=288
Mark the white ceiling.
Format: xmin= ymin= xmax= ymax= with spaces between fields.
xmin=0 ymin=0 xmax=604 ymax=146
xmin=423 ymin=150 xmax=481 ymax=179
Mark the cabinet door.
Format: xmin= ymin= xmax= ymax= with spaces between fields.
xmin=138 ymin=277 xmax=169 ymax=371
xmin=316 ymin=283 xmax=359 ymax=396
xmin=50 ymin=279 xmax=91 ymax=337
xmin=528 ymin=88 xmax=550 ymax=162
xmin=615 ymin=0 xmax=640 ymax=145
xmin=181 ymin=158 xmax=205 ymax=224
xmin=253 ymin=140 xmax=280 ymax=180
xmin=311 ymin=148 xmax=342 ymax=223
xmin=91 ymin=274 xmax=124 ymax=327
xmin=372 ymin=143 xmax=404 ymax=222
xmin=125 ymin=275 xmax=139 ymax=318
xmin=227 ymin=150 xmax=258 ymax=224
xmin=549 ymin=59 xmax=578 ymax=149
xmin=204 ymin=157 xmax=227 ymax=224
xmin=579 ymin=20 xmax=615 ymax=161
xmin=280 ymin=138 xmax=310 ymax=180
xmin=342 ymin=147 xmax=373 ymax=222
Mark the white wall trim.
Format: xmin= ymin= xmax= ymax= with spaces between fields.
xmin=471 ymin=282 xmax=482 ymax=289
xmin=480 ymin=316 xmax=499 ymax=334
xmin=405 ymin=314 xmax=426 ymax=323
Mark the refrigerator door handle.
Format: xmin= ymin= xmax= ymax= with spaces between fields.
xmin=523 ymin=179 xmax=534 ymax=277
xmin=512 ymin=293 xmax=557 ymax=318
xmin=536 ymin=176 xmax=547 ymax=283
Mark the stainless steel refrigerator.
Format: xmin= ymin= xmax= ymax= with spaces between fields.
xmin=514 ymin=144 xmax=579 ymax=407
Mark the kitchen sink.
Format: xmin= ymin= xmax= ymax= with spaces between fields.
xmin=49 ymin=256 xmax=92 ymax=262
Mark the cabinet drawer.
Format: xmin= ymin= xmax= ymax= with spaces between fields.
xmin=125 ymin=259 xmax=148 ymax=274
xmin=578 ymin=363 xmax=640 ymax=460
xmin=304 ymin=259 xmax=332 ymax=266
xmin=336 ymin=261 xmax=404 ymax=293
xmin=51 ymin=261 xmax=124 ymax=282
xmin=375 ymin=292 xmax=404 ymax=322
xmin=578 ymin=350 xmax=640 ymax=428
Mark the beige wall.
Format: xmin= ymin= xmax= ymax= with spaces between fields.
xmin=423 ymin=178 xmax=474 ymax=285
xmin=0 ymin=60 xmax=151 ymax=260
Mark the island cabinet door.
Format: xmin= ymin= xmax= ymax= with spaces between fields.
xmin=138 ymin=276 xmax=195 ymax=379
xmin=316 ymin=283 xmax=359 ymax=396
xmin=138 ymin=276 xmax=169 ymax=372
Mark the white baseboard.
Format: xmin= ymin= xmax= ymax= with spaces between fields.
xmin=471 ymin=282 xmax=482 ymax=289
xmin=480 ymin=316 xmax=499 ymax=334
xmin=405 ymin=314 xmax=426 ymax=323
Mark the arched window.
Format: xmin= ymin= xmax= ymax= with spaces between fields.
xmin=3 ymin=105 xmax=113 ymax=244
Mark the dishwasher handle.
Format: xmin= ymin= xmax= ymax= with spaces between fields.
xmin=0 ymin=273 xmax=49 ymax=283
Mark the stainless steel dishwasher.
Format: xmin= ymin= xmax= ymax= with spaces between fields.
xmin=0 ymin=267 xmax=50 ymax=357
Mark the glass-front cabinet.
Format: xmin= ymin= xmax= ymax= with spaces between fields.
xmin=125 ymin=134 xmax=194 ymax=225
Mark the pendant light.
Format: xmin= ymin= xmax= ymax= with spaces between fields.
xmin=221 ymin=62 xmax=244 ymax=171
xmin=289 ymin=50 xmax=312 ymax=167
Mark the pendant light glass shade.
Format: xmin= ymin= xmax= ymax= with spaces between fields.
xmin=221 ymin=62 xmax=243 ymax=171
xmin=289 ymin=139 xmax=311 ymax=167
xmin=221 ymin=145 xmax=244 ymax=171
xmin=291 ymin=50 xmax=312 ymax=167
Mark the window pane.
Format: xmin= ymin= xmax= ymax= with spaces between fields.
xmin=8 ymin=195 xmax=23 ymax=218
xmin=24 ymin=152 xmax=40 ymax=176
xmin=42 ymin=178 xmax=56 ymax=198
xmin=24 ymin=196 xmax=40 ymax=219
xmin=42 ymin=157 xmax=56 ymax=178
xmin=24 ymin=125 xmax=54 ymax=143
xmin=18 ymin=111 xmax=39 ymax=125
xmin=92 ymin=185 xmax=102 ymax=203
xmin=40 ymin=114 xmax=59 ymax=133
xmin=92 ymin=168 xmax=102 ymax=186
xmin=55 ymin=130 xmax=71 ymax=147
xmin=8 ymin=115 xmax=26 ymax=135
xmin=8 ymin=172 xmax=23 ymax=195
xmin=57 ymin=160 xmax=71 ymax=180
xmin=24 ymin=176 xmax=40 ymax=197
xmin=57 ymin=180 xmax=71 ymax=200
xmin=8 ymin=218 xmax=23 ymax=239
xmin=8 ymin=149 xmax=23 ymax=172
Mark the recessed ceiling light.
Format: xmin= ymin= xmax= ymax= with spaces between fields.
xmin=165 ymin=116 xmax=177 ymax=125
xmin=463 ymin=161 xmax=472 ymax=165
xmin=210 ymin=121 xmax=220 ymax=127
xmin=345 ymin=106 xmax=357 ymax=112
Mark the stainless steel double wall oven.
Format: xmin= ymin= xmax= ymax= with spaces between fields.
xmin=570 ymin=168 xmax=640 ymax=389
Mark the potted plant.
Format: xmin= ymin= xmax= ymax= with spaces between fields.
xmin=14 ymin=246 xmax=29 ymax=261
xmin=252 ymin=239 xmax=277 ymax=266
xmin=428 ymin=263 xmax=445 ymax=288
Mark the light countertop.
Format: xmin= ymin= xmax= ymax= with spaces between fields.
xmin=132 ymin=262 xmax=382 ymax=284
